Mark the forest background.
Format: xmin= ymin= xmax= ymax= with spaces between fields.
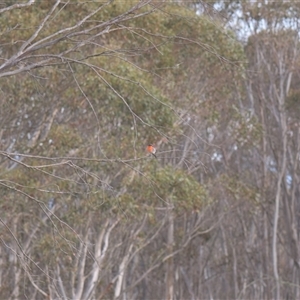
xmin=1 ymin=1 xmax=300 ymax=299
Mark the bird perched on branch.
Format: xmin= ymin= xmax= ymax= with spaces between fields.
xmin=146 ymin=144 xmax=157 ymax=158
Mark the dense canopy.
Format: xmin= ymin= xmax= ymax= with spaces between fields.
xmin=1 ymin=1 xmax=300 ymax=299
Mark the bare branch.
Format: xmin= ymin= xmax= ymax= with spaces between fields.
xmin=0 ymin=0 xmax=35 ymax=14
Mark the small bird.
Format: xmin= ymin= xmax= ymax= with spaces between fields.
xmin=146 ymin=144 xmax=157 ymax=158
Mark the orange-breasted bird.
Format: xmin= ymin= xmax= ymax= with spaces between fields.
xmin=147 ymin=144 xmax=157 ymax=158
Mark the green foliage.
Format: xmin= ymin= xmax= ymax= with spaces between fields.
xmin=119 ymin=165 xmax=208 ymax=216
xmin=286 ymin=89 xmax=300 ymax=119
xmin=35 ymin=229 xmax=78 ymax=266
xmin=84 ymin=55 xmax=174 ymax=128
xmin=48 ymin=124 xmax=82 ymax=156
xmin=220 ymin=174 xmax=259 ymax=203
xmin=154 ymin=166 xmax=208 ymax=211
xmin=229 ymin=106 xmax=263 ymax=147
xmin=0 ymin=1 xmax=247 ymax=225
